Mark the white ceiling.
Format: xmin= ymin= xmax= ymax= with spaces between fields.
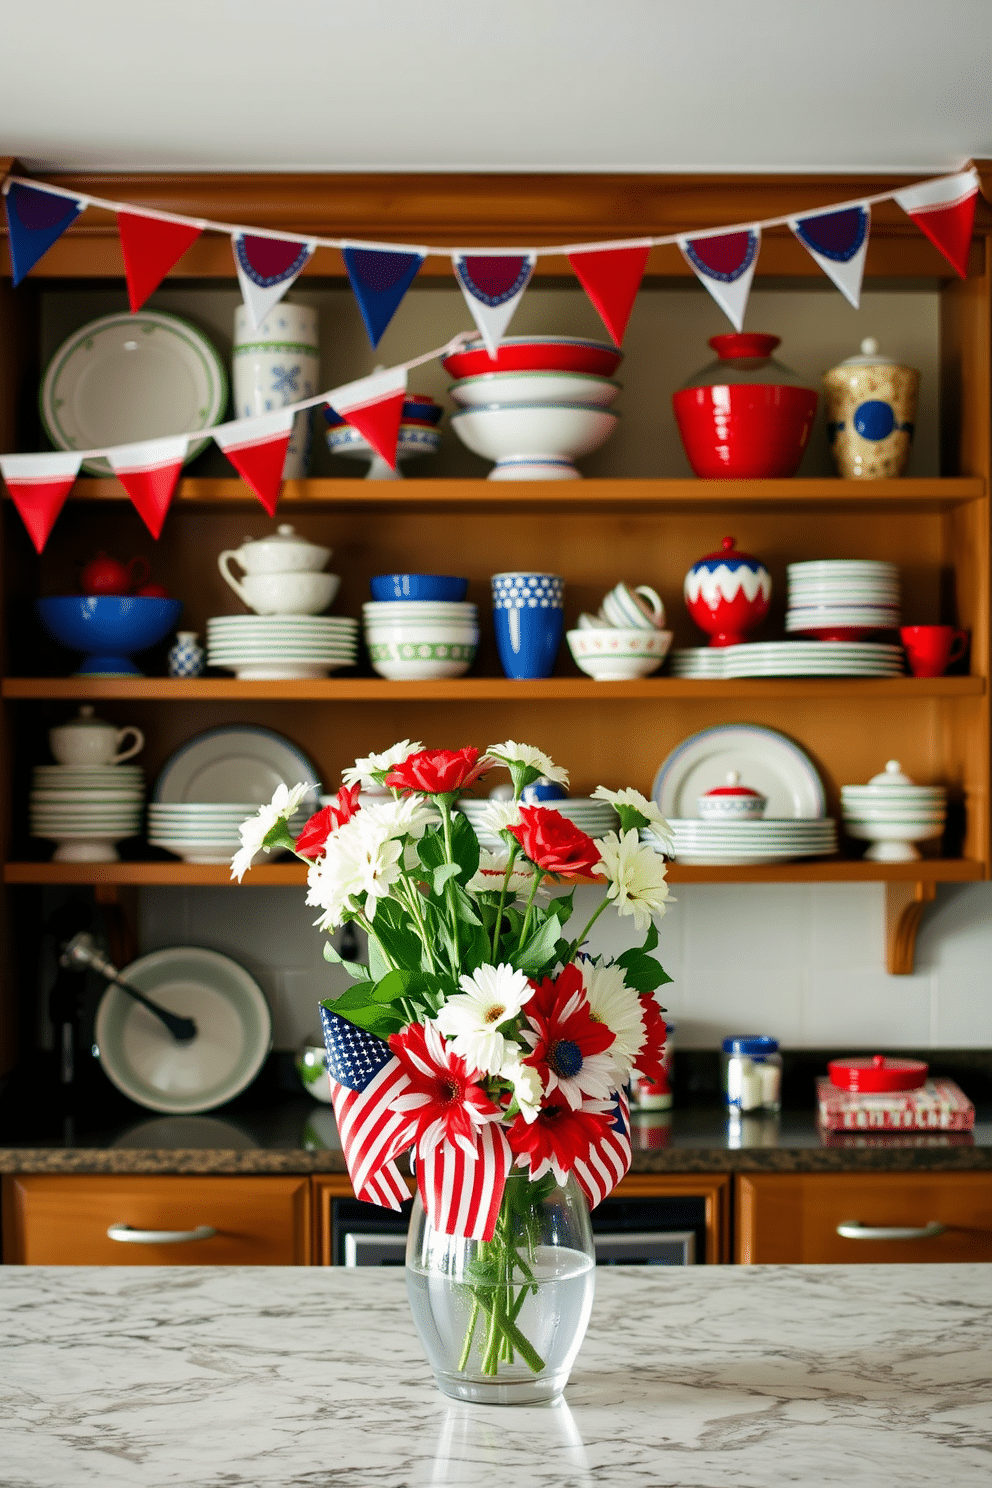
xmin=3 ymin=0 xmax=990 ymax=175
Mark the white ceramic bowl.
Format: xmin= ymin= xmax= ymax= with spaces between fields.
xmin=567 ymin=627 xmax=671 ymax=680
xmin=234 ymin=570 xmax=341 ymax=616
xmin=843 ymin=817 xmax=945 ymax=861
xmin=448 ymin=370 xmax=622 ymax=408
xmin=367 ymin=637 xmax=477 ymax=681
xmin=450 ymin=403 xmax=619 ymax=480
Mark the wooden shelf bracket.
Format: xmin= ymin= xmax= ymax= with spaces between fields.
xmin=885 ymin=879 xmax=937 ymax=975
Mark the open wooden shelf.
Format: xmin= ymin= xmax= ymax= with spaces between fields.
xmin=31 ymin=475 xmax=988 ymax=513
xmin=3 ymin=858 xmax=983 ymax=888
xmin=4 ymin=675 xmax=984 ymax=702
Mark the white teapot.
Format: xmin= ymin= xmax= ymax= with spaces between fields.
xmin=49 ymin=706 xmax=144 ymax=767
xmin=219 ymin=524 xmax=331 ymax=576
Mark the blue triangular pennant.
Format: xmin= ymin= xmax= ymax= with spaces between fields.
xmin=3 ymin=183 xmax=84 ymax=285
xmin=343 ymin=246 xmax=425 ymax=347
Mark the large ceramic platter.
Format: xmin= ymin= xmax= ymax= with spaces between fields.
xmin=94 ymin=946 xmax=271 ymax=1114
xmin=153 ymin=726 xmax=320 ymax=809
xmin=40 ymin=311 xmax=228 ymax=476
xmin=652 ymin=724 xmax=826 ymax=820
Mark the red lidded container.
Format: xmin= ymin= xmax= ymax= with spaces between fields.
xmin=827 ymin=1054 xmax=928 ymax=1093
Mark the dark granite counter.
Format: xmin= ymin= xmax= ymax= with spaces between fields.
xmin=1 ymin=1050 xmax=989 ymax=1176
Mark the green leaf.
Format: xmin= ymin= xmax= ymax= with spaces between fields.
xmin=546 ymin=889 xmax=575 ymax=925
xmin=615 ymin=951 xmax=672 ymax=992
xmin=432 ymin=862 xmax=462 ymax=894
xmin=450 ymin=883 xmax=483 ymax=927
xmin=369 ymin=898 xmax=423 ymax=970
xmin=261 ymin=820 xmax=297 ymax=853
xmin=457 ymin=923 xmax=493 ymax=976
xmin=448 ymin=810 xmax=481 ymax=881
xmin=511 ymin=915 xmax=564 ymax=977
xmin=320 ymin=987 xmax=406 ymax=1037
xmin=417 ymin=826 xmax=447 ymax=872
xmin=367 ymin=933 xmax=393 ymax=982
xmin=322 ymin=940 xmax=372 ymax=981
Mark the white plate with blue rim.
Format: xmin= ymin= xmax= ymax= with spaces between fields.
xmin=94 ymin=946 xmax=271 ymax=1114
xmin=652 ymin=724 xmax=826 ymax=821
xmin=153 ymin=725 xmax=320 ymax=811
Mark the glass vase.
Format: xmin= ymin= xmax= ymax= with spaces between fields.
xmin=405 ymin=1169 xmax=596 ymax=1405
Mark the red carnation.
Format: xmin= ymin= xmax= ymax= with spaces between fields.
xmin=506 ymin=1099 xmax=615 ymax=1185
xmin=294 ymin=784 xmax=361 ymax=859
xmin=383 ymin=746 xmax=490 ymax=797
xmin=506 ymin=805 xmax=601 ymax=877
xmin=632 ymin=992 xmax=669 ymax=1087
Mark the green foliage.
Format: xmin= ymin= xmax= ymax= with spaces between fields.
xmin=615 ymin=920 xmax=673 ymax=992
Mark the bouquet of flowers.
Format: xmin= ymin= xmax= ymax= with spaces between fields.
xmin=234 ymin=738 xmax=673 ymax=1383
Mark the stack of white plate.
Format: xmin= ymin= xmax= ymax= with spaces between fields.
xmin=641 ymin=819 xmax=837 ymax=866
xmin=148 ymin=802 xmax=311 ymax=865
xmin=786 ymin=561 xmax=900 ymax=637
xmin=457 ymin=795 xmax=618 ymax=851
xmin=669 ymin=642 xmax=904 ymax=677
xmin=31 ymin=764 xmax=145 ymax=862
xmin=206 ymin=615 xmax=359 ymax=679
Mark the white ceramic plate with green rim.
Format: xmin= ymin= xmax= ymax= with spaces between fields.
xmin=153 ymin=726 xmax=320 ymax=808
xmin=40 ymin=310 xmax=228 ymax=476
xmin=93 ymin=946 xmax=271 ymax=1114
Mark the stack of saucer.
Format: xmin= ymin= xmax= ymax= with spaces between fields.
xmin=31 ymin=764 xmax=145 ymax=862
xmin=670 ymin=641 xmax=904 ymax=677
xmin=668 ymin=647 xmax=732 ymax=678
xmin=206 ymin=615 xmax=359 ymax=679
xmin=457 ymin=795 xmax=618 ymax=851
xmin=786 ymin=561 xmax=900 ymax=640
xmin=148 ymin=801 xmax=311 ymax=864
xmin=641 ymin=818 xmax=837 ymax=866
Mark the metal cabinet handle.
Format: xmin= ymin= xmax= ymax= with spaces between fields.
xmin=836 ymin=1219 xmax=946 ymax=1242
xmin=107 ymin=1223 xmax=217 ymax=1245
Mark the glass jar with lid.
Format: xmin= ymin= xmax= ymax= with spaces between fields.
xmin=722 ymin=1035 xmax=782 ymax=1113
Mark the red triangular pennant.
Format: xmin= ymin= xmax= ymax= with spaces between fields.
xmin=107 ymin=436 xmax=188 ymax=538
xmin=118 ymin=211 xmax=203 ymax=313
xmin=894 ymin=170 xmax=980 ymax=279
xmin=213 ymin=408 xmax=296 ymax=515
xmin=328 ymin=367 xmax=408 ymax=470
xmin=0 ymin=452 xmax=81 ymax=553
xmin=567 ymin=244 xmax=650 ymax=346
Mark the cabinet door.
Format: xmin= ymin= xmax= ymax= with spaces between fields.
xmin=2 ymin=1175 xmax=312 ymax=1265
xmin=736 ymin=1172 xmax=992 ymax=1263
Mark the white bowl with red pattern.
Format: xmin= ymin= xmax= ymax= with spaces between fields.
xmin=567 ymin=626 xmax=672 ymax=680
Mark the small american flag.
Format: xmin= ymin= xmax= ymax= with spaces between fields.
xmin=418 ymin=1120 xmax=512 ymax=1243
xmin=320 ymin=1007 xmax=415 ymax=1210
xmin=572 ymin=1089 xmax=631 ymax=1209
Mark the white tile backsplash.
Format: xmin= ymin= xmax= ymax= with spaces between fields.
xmin=139 ymin=878 xmax=992 ymax=1051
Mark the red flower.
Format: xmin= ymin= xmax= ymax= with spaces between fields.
xmin=521 ymin=964 xmax=615 ymax=1108
xmin=387 ymin=1021 xmax=502 ymax=1157
xmin=294 ymin=784 xmax=361 ymax=859
xmin=506 ymin=1099 xmax=615 ymax=1185
xmin=383 ymin=747 xmax=490 ymax=797
xmin=632 ymin=992 xmax=669 ymax=1087
xmin=506 ymin=806 xmax=601 ymax=877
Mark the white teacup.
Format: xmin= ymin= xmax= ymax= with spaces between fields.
xmin=600 ymin=582 xmax=666 ymax=630
xmin=49 ymin=706 xmax=145 ymax=767
xmin=576 ymin=612 xmax=611 ymax=629
xmin=219 ymin=565 xmax=341 ymax=616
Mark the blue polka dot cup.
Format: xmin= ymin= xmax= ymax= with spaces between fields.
xmin=823 ymin=339 xmax=919 ymax=480
xmin=491 ymin=572 xmax=564 ymax=679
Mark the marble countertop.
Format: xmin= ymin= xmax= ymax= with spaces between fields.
xmin=2 ymin=1263 xmax=989 ymax=1487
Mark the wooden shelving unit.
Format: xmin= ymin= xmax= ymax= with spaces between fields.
xmin=1 ymin=166 xmax=989 ymax=1088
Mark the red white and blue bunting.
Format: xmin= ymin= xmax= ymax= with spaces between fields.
xmin=1 ymin=166 xmax=982 ymax=354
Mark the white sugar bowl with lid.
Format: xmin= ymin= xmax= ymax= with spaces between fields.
xmin=219 ymin=524 xmax=331 ymax=576
xmin=49 ymin=706 xmax=145 ymax=767
xmin=698 ymin=771 xmax=767 ymax=821
xmin=841 ymin=759 xmax=947 ymax=862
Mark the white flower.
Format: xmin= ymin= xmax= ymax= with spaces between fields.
xmin=361 ymin=794 xmax=437 ymax=841
xmin=580 ymin=959 xmax=646 ymax=1077
xmin=305 ymin=812 xmax=404 ymax=930
xmin=595 ymin=830 xmax=673 ymax=934
xmin=231 ymin=782 xmax=310 ymax=882
xmin=466 ymin=848 xmax=535 ymax=896
xmin=486 ymin=740 xmax=569 ymax=788
xmin=435 ymin=963 xmax=533 ymax=1076
xmin=500 ymin=1054 xmax=543 ymax=1123
xmin=342 ymin=739 xmax=425 ymax=791
xmin=477 ymin=799 xmax=523 ymax=836
xmin=592 ymin=786 xmax=674 ymax=850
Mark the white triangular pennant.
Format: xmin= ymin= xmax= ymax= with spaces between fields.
xmin=789 ymin=205 xmax=870 ymax=309
xmin=452 ymin=252 xmax=536 ymax=355
xmin=678 ymin=228 xmax=761 ymax=332
xmin=107 ymin=435 xmax=190 ymax=473
xmin=232 ymin=231 xmax=317 ymax=330
xmin=212 ymin=406 xmax=298 ymax=452
xmin=327 ymin=364 xmax=408 ymax=417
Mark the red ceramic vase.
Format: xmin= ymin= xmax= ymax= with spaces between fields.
xmin=673 ymin=333 xmax=818 ymax=478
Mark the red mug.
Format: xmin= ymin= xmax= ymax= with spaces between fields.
xmin=900 ymin=625 xmax=969 ymax=677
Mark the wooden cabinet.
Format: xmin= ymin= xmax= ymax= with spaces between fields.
xmin=735 ymin=1171 xmax=992 ymax=1264
xmin=2 ymin=1173 xmax=312 ymax=1264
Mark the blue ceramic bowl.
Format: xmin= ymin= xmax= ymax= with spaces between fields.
xmin=369 ymin=574 xmax=469 ymax=602
xmin=37 ymin=596 xmax=183 ymax=676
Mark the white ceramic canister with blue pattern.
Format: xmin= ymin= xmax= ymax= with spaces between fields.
xmin=233 ymin=303 xmax=319 ymax=479
xmin=491 ymin=571 xmax=565 ymax=678
xmin=822 ymin=338 xmax=919 ymax=480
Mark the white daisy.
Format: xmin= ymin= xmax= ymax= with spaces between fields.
xmin=231 ymin=782 xmax=310 ymax=882
xmin=305 ymin=812 xmax=404 ymax=930
xmin=466 ymin=848 xmax=535 ymax=895
xmin=579 ymin=959 xmax=646 ymax=1077
xmin=342 ymin=739 xmax=425 ymax=791
xmin=592 ymin=786 xmax=674 ymax=849
xmin=435 ymin=963 xmax=533 ymax=1076
xmin=499 ymin=1054 xmax=544 ymax=1123
xmin=477 ymin=799 xmax=524 ymax=837
xmin=486 ymin=740 xmax=569 ymax=789
xmin=595 ymin=830 xmax=673 ymax=934
xmin=360 ymin=794 xmax=438 ymax=841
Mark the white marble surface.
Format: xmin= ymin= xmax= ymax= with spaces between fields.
xmin=1 ymin=1264 xmax=990 ymax=1487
